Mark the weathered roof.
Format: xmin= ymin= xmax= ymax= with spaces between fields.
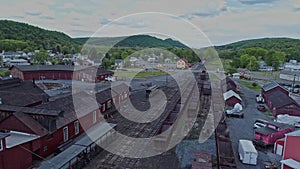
xmin=265 ymin=90 xmax=298 ymax=109
xmin=0 ymin=104 xmax=61 ymax=116
xmin=111 ymin=83 xmax=130 ymax=95
xmin=10 ymin=65 xmax=89 ymax=72
xmin=262 ymin=81 xmax=281 ymax=92
xmin=0 ymin=80 xmax=49 ymax=106
xmin=13 ymin=112 xmax=49 ymax=136
xmin=0 ymin=133 xmax=9 ymax=139
xmin=10 ymin=65 xmax=114 ymax=76
xmin=223 ymin=90 xmax=242 ymax=101
xmin=5 ymin=131 xmax=40 ymax=149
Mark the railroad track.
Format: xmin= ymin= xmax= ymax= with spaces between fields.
xmin=85 ymin=65 xmax=213 ymax=169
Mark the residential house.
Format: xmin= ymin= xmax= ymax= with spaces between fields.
xmin=176 ymin=58 xmax=189 ymax=69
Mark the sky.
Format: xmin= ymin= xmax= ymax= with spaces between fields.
xmin=0 ymin=0 xmax=300 ymax=48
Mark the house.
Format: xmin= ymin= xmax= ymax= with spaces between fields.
xmin=280 ymin=70 xmax=300 ymax=82
xmin=262 ymin=81 xmax=289 ymax=101
xmin=221 ymin=77 xmax=239 ymax=93
xmin=9 ymin=65 xmax=114 ymax=82
xmin=273 ymin=130 xmax=300 ymax=169
xmin=223 ymin=90 xmax=242 ymax=107
xmin=176 ymin=58 xmax=188 ymax=69
xmin=262 ymin=82 xmax=300 ymax=117
xmin=253 ymin=121 xmax=294 ymax=146
xmin=114 ymin=59 xmax=124 ymax=68
xmin=284 ymin=60 xmax=300 ymax=71
xmin=237 ymin=68 xmax=250 ymax=75
xmin=0 ymin=83 xmax=130 ymax=169
xmin=4 ymin=59 xmax=30 ymax=67
xmin=232 ymin=73 xmax=240 ymax=79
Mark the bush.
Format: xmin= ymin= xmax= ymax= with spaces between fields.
xmin=252 ymin=82 xmax=258 ymax=87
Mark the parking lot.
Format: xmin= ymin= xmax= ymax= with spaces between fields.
xmin=225 ymin=82 xmax=281 ymax=169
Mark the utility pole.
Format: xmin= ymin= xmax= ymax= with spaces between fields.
xmin=292 ymin=74 xmax=296 ymax=92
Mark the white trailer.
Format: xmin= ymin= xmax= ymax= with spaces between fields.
xmin=275 ymin=114 xmax=300 ymax=127
xmin=238 ymin=140 xmax=258 ymax=165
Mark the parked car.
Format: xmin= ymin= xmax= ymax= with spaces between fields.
xmin=225 ymin=109 xmax=244 ymax=118
xmin=253 ymin=121 xmax=267 ymax=129
xmin=256 ymin=94 xmax=265 ymax=103
xmin=257 ymin=105 xmax=267 ymax=112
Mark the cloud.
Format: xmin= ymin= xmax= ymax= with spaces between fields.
xmin=25 ymin=12 xmax=42 ymax=16
xmin=238 ymin=0 xmax=279 ymax=5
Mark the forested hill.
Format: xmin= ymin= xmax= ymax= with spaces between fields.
xmin=74 ymin=35 xmax=189 ymax=48
xmin=215 ymin=37 xmax=300 ymax=61
xmin=0 ymin=20 xmax=80 ymax=53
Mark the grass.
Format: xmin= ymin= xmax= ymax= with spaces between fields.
xmin=251 ymin=71 xmax=280 ymax=79
xmin=114 ymin=71 xmax=168 ymax=78
xmin=238 ymin=80 xmax=262 ymax=92
xmin=263 ymin=110 xmax=274 ymax=118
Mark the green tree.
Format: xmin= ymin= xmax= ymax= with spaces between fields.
xmin=246 ymin=55 xmax=259 ymax=71
xmin=31 ymin=49 xmax=50 ymax=64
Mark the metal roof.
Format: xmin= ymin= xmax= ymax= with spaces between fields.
xmin=280 ymin=159 xmax=300 ymax=169
xmin=5 ymin=131 xmax=40 ymax=149
xmin=223 ymin=90 xmax=242 ymax=101
xmin=38 ymin=122 xmax=116 ymax=169
xmin=262 ymin=81 xmax=280 ymax=91
xmin=265 ymin=90 xmax=298 ymax=109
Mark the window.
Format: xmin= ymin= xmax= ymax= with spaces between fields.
xmin=107 ymin=100 xmax=112 ymax=109
xmin=74 ymin=121 xmax=79 ymax=135
xmin=125 ymin=93 xmax=128 ymax=98
xmin=0 ymin=140 xmax=3 ymax=151
xmin=93 ymin=111 xmax=97 ymax=123
xmin=43 ymin=146 xmax=48 ymax=152
xmin=63 ymin=126 xmax=68 ymax=142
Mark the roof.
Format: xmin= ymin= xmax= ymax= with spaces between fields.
xmin=223 ymin=90 xmax=242 ymax=101
xmin=239 ymin=140 xmax=257 ymax=153
xmin=280 ymin=159 xmax=300 ymax=169
xmin=10 ymin=65 xmax=114 ymax=76
xmin=286 ymin=130 xmax=300 ymax=137
xmin=12 ymin=112 xmax=49 ymax=136
xmin=10 ymin=65 xmax=89 ymax=72
xmin=111 ymin=83 xmax=130 ymax=95
xmin=255 ymin=127 xmax=276 ymax=135
xmin=262 ymin=81 xmax=281 ymax=92
xmin=5 ymin=131 xmax=40 ymax=148
xmin=0 ymin=133 xmax=9 ymax=139
xmin=0 ymin=104 xmax=61 ymax=116
xmin=265 ymin=90 xmax=298 ymax=109
xmin=0 ymin=80 xmax=49 ymax=106
xmin=38 ymin=122 xmax=116 ymax=169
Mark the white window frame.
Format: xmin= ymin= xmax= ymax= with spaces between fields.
xmin=93 ymin=111 xmax=97 ymax=123
xmin=63 ymin=126 xmax=69 ymax=142
xmin=0 ymin=140 xmax=3 ymax=151
xmin=74 ymin=121 xmax=79 ymax=135
xmin=107 ymin=100 xmax=112 ymax=109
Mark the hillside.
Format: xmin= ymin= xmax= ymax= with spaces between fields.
xmin=215 ymin=37 xmax=300 ymax=60
xmin=74 ymin=35 xmax=188 ymax=48
xmin=0 ymin=20 xmax=80 ymax=53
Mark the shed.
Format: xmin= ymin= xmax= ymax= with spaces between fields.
xmin=223 ymin=90 xmax=242 ymax=107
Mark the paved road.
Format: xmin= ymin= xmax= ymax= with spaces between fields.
xmin=226 ymin=81 xmax=281 ymax=169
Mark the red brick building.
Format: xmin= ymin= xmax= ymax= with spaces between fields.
xmin=9 ymin=65 xmax=114 ymax=82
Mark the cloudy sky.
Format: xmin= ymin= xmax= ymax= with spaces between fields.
xmin=0 ymin=0 xmax=300 ymax=48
